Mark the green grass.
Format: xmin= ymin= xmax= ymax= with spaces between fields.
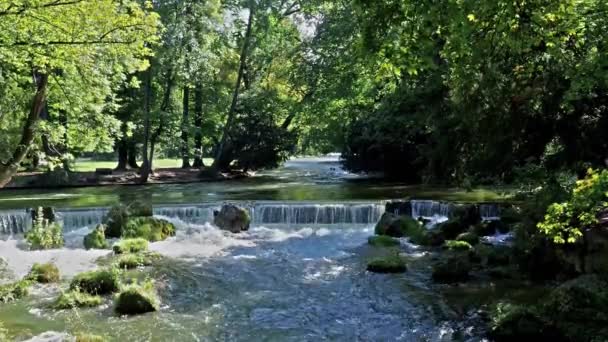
xmin=72 ymin=158 xmax=214 ymax=172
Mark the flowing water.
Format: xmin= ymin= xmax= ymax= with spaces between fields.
xmin=0 ymin=156 xmax=511 ymax=341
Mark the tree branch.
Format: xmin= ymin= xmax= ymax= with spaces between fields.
xmin=0 ymin=0 xmax=85 ymax=16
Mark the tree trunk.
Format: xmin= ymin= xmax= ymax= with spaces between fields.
xmin=193 ymin=82 xmax=204 ymax=168
xmin=116 ymin=138 xmax=129 ymax=171
xmin=181 ymin=86 xmax=191 ymax=168
xmin=140 ymin=69 xmax=153 ymax=183
xmin=127 ymin=140 xmax=139 ymax=169
xmin=0 ymin=72 xmax=49 ymax=188
xmin=212 ymin=3 xmax=255 ymax=171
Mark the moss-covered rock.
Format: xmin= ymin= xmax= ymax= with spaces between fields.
xmin=368 ymin=235 xmax=400 ymax=247
xmin=472 ymin=221 xmax=496 ymax=236
xmin=437 ymin=219 xmax=467 ymax=240
xmin=75 ymin=333 xmax=106 ymax=342
xmin=70 ymin=269 xmax=120 ymax=295
xmin=473 ymin=244 xmax=512 ymax=266
xmin=489 ymin=304 xmax=553 ymax=341
xmin=449 ymin=204 xmax=481 ymax=227
xmin=127 ymin=201 xmax=153 ymax=217
xmin=114 ymin=281 xmax=160 ymax=315
xmin=213 ymin=204 xmax=250 ymax=233
xmin=432 ymin=254 xmax=472 ymax=283
xmin=456 ymin=232 xmax=479 ymax=245
xmin=54 ymin=290 xmax=102 ymax=309
xmin=443 ymin=240 xmax=473 ymax=251
xmin=27 ymin=263 xmax=60 ymax=283
xmin=112 ymin=238 xmax=149 ymax=254
xmin=123 ymin=217 xmax=176 ymax=242
xmin=367 ymin=255 xmax=407 ymax=273
xmin=0 ymin=279 xmax=31 ymax=303
xmin=84 ymin=225 xmax=109 ymax=250
xmin=104 ymin=205 xmax=129 ymax=238
xmin=375 ymin=213 xmax=426 ymax=243
xmin=421 ymin=229 xmax=446 ymax=246
xmin=116 ymin=252 xmax=159 ymax=269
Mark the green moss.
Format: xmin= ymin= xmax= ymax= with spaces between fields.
xmin=456 ymin=232 xmax=479 ymax=245
xmin=367 ymin=255 xmax=407 ymax=273
xmin=75 ymin=333 xmax=106 ymax=342
xmin=116 ymin=253 xmax=158 ymax=269
xmin=443 ymin=240 xmax=473 ymax=251
xmin=0 ymin=279 xmax=31 ymax=303
xmin=375 ymin=213 xmax=427 ymax=243
xmin=368 ymin=235 xmax=400 ymax=247
xmin=114 ymin=280 xmax=160 ymax=315
xmin=27 ymin=263 xmax=60 ymax=283
xmin=70 ymin=269 xmax=120 ymax=295
xmin=123 ymin=217 xmax=176 ymax=242
xmin=112 ymin=238 xmax=149 ymax=254
xmin=54 ymin=290 xmax=102 ymax=309
xmin=489 ymin=304 xmax=550 ymax=341
xmin=84 ymin=225 xmax=109 ymax=250
xmin=104 ymin=205 xmax=129 ymax=238
xmin=432 ymin=255 xmax=471 ymax=283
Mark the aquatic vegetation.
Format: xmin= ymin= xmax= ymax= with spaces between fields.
xmin=54 ymin=290 xmax=103 ymax=309
xmin=84 ymin=225 xmax=109 ymax=250
xmin=123 ymin=217 xmax=175 ymax=242
xmin=0 ymin=279 xmax=31 ymax=303
xmin=368 ymin=235 xmax=400 ymax=247
xmin=443 ymin=240 xmax=473 ymax=251
xmin=27 ymin=262 xmax=60 ymax=283
xmin=75 ymin=333 xmax=106 ymax=342
xmin=367 ymin=255 xmax=407 ymax=273
xmin=114 ymin=280 xmax=160 ymax=315
xmin=25 ymin=207 xmax=64 ymax=250
xmin=112 ymin=238 xmax=149 ymax=254
xmin=116 ymin=253 xmax=158 ymax=269
xmin=70 ymin=269 xmax=120 ymax=295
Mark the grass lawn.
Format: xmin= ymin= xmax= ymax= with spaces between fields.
xmin=72 ymin=158 xmax=214 ymax=172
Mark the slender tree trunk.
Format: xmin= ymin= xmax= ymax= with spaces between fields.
xmin=0 ymin=72 xmax=49 ymax=188
xmin=115 ymin=121 xmax=129 ymax=171
xmin=193 ymin=82 xmax=205 ymax=168
xmin=212 ymin=3 xmax=255 ymax=171
xmin=140 ymin=69 xmax=153 ymax=183
xmin=127 ymin=140 xmax=139 ymax=169
xmin=181 ymin=86 xmax=191 ymax=168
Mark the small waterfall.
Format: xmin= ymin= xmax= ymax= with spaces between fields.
xmin=410 ymin=200 xmax=450 ymax=219
xmin=153 ymin=206 xmax=216 ymax=224
xmin=57 ymin=208 xmax=108 ymax=232
xmin=0 ymin=210 xmax=32 ymax=235
xmin=479 ymin=204 xmax=500 ymax=221
xmin=251 ymin=203 xmax=384 ymax=225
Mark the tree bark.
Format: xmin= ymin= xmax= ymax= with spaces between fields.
xmin=212 ymin=3 xmax=255 ymax=171
xmin=116 ymin=138 xmax=129 ymax=171
xmin=140 ymin=69 xmax=153 ymax=183
xmin=0 ymin=72 xmax=49 ymax=188
xmin=193 ymin=82 xmax=205 ymax=168
xmin=181 ymin=86 xmax=191 ymax=168
xmin=127 ymin=139 xmax=139 ymax=169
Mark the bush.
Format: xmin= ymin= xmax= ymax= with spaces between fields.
xmin=83 ymin=225 xmax=109 ymax=250
xmin=368 ymin=235 xmax=400 ymax=247
xmin=0 ymin=280 xmax=31 ymax=303
xmin=70 ymin=269 xmax=120 ymax=295
xmin=112 ymin=238 xmax=149 ymax=254
xmin=538 ymin=169 xmax=608 ymax=244
xmin=54 ymin=290 xmax=102 ymax=309
xmin=114 ymin=280 xmax=160 ymax=315
xmin=367 ymin=255 xmax=407 ymax=273
xmin=123 ymin=217 xmax=175 ymax=242
xmin=443 ymin=240 xmax=473 ymax=251
xmin=25 ymin=207 xmax=64 ymax=250
xmin=27 ymin=263 xmax=60 ymax=283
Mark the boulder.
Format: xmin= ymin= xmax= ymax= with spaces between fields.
xmin=432 ymin=254 xmax=472 ymax=283
xmin=27 ymin=263 xmax=60 ymax=283
xmin=368 ymin=235 xmax=400 ymax=247
xmin=83 ymin=225 xmax=109 ymax=250
xmin=367 ymin=255 xmax=407 ymax=273
xmin=213 ymin=204 xmax=250 ymax=233
xmin=114 ymin=281 xmax=159 ymax=315
xmin=104 ymin=205 xmax=129 ymax=238
xmin=374 ymin=213 xmax=426 ymax=243
xmin=70 ymin=269 xmax=120 ymax=295
xmin=456 ymin=232 xmax=479 ymax=245
xmin=437 ymin=219 xmax=467 ymax=239
xmin=449 ymin=204 xmax=481 ymax=227
xmin=123 ymin=217 xmax=176 ymax=242
xmin=489 ymin=304 xmax=554 ymax=341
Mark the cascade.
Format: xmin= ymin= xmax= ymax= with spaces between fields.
xmin=479 ymin=204 xmax=500 ymax=221
xmin=410 ymin=200 xmax=451 ymax=219
xmin=250 ymin=203 xmax=385 ymax=225
xmin=0 ymin=210 xmax=32 ymax=235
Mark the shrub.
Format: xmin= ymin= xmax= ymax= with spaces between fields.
xmin=123 ymin=217 xmax=175 ymax=242
xmin=25 ymin=207 xmax=64 ymax=250
xmin=83 ymin=225 xmax=109 ymax=250
xmin=368 ymin=235 xmax=400 ymax=247
xmin=367 ymin=255 xmax=407 ymax=273
xmin=538 ymin=169 xmax=608 ymax=243
xmin=114 ymin=280 xmax=160 ymax=315
xmin=54 ymin=290 xmax=102 ymax=309
xmin=70 ymin=269 xmax=120 ymax=295
xmin=27 ymin=263 xmax=60 ymax=283
xmin=0 ymin=280 xmax=31 ymax=303
xmin=112 ymin=238 xmax=149 ymax=254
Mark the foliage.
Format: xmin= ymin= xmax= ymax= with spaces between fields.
xmin=70 ymin=269 xmax=120 ymax=295
xmin=27 ymin=263 xmax=60 ymax=283
xmin=114 ymin=280 xmax=160 ymax=315
xmin=25 ymin=208 xmax=64 ymax=250
xmin=0 ymin=279 xmax=31 ymax=303
xmin=104 ymin=205 xmax=130 ymax=238
xmin=54 ymin=290 xmax=103 ymax=310
xmin=538 ymin=169 xmax=608 ymax=243
xmin=84 ymin=225 xmax=109 ymax=250
xmin=123 ymin=217 xmax=176 ymax=242
xmin=113 ymin=238 xmax=149 ymax=254
xmin=443 ymin=240 xmax=473 ymax=252
xmin=75 ymin=334 xmax=106 ymax=342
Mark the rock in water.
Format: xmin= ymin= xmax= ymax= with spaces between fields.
xmin=213 ymin=205 xmax=250 ymax=233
